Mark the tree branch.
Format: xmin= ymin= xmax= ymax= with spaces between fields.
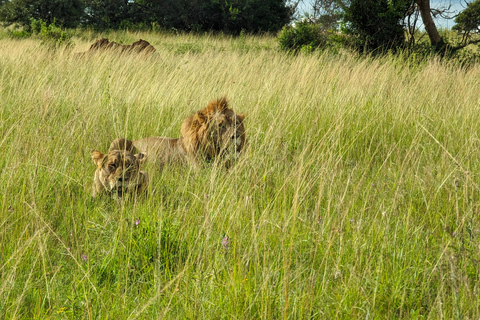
xmin=451 ymin=38 xmax=480 ymax=51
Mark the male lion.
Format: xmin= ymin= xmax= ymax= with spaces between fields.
xmin=132 ymin=97 xmax=246 ymax=168
xmin=91 ymin=147 xmax=148 ymax=198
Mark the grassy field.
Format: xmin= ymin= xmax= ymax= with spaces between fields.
xmin=1 ymin=30 xmax=480 ymax=319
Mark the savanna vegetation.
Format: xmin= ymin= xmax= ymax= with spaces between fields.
xmin=0 ymin=0 xmax=294 ymax=33
xmin=1 ymin=27 xmax=480 ymax=318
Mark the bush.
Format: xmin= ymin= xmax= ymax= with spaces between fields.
xmin=277 ymin=21 xmax=328 ymax=53
xmin=5 ymin=29 xmax=31 ymax=39
xmin=30 ymin=18 xmax=73 ymax=49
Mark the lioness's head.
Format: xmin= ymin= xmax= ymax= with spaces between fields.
xmin=181 ymin=97 xmax=246 ymax=165
xmin=108 ymin=137 xmax=138 ymax=154
xmin=91 ymin=148 xmax=148 ymax=198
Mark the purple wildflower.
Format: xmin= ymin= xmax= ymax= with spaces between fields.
xmin=135 ymin=219 xmax=140 ymax=226
xmin=82 ymin=254 xmax=87 ymax=261
xmin=222 ymin=236 xmax=229 ymax=250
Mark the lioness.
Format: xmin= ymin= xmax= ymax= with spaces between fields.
xmin=131 ymin=97 xmax=246 ymax=168
xmin=76 ymin=38 xmax=156 ymax=57
xmin=91 ymin=148 xmax=148 ymax=198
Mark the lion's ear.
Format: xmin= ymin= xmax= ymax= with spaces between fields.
xmin=135 ymin=153 xmax=147 ymax=165
xmin=181 ymin=112 xmax=206 ymax=137
xmin=91 ymin=150 xmax=105 ymax=167
xmin=217 ymin=97 xmax=229 ymax=111
xmin=189 ymin=112 xmax=207 ymax=131
xmin=192 ymin=112 xmax=207 ymax=126
xmin=237 ymin=113 xmax=245 ymax=123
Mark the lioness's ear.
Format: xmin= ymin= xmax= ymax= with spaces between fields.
xmin=134 ymin=153 xmax=147 ymax=165
xmin=91 ymin=150 xmax=105 ymax=167
xmin=109 ymin=138 xmax=137 ymax=153
xmin=237 ymin=113 xmax=245 ymax=123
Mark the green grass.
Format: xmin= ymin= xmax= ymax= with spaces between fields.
xmin=1 ymin=30 xmax=480 ymax=319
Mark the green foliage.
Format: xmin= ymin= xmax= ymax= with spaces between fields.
xmin=118 ymin=20 xmax=157 ymax=32
xmin=131 ymin=0 xmax=293 ymax=34
xmin=30 ymin=18 xmax=73 ymax=48
xmin=447 ymin=46 xmax=480 ymax=67
xmin=130 ymin=0 xmax=225 ymax=32
xmin=277 ymin=21 xmax=328 ymax=52
xmin=4 ymin=27 xmax=30 ymax=39
xmin=343 ymin=0 xmax=412 ymax=52
xmin=0 ymin=0 xmax=292 ymax=34
xmin=0 ymin=0 xmax=84 ymax=29
xmin=83 ymin=0 xmax=131 ymax=30
xmin=222 ymin=0 xmax=293 ymax=34
xmin=453 ymin=0 xmax=480 ymax=33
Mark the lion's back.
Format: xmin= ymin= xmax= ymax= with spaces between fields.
xmin=133 ymin=137 xmax=186 ymax=166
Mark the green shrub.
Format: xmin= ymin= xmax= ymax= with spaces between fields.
xmin=30 ymin=18 xmax=73 ymax=49
xmin=277 ymin=21 xmax=327 ymax=52
xmin=5 ymin=28 xmax=31 ymax=39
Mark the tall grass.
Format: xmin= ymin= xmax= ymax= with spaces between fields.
xmin=1 ymin=31 xmax=480 ymax=318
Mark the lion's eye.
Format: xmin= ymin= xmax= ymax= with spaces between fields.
xmin=108 ymin=164 xmax=116 ymax=171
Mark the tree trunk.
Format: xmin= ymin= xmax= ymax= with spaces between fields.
xmin=415 ymin=0 xmax=445 ymax=49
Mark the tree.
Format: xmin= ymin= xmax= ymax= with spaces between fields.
xmin=302 ymin=0 xmax=480 ymax=54
xmin=343 ymin=0 xmax=412 ymax=52
xmin=414 ymin=0 xmax=480 ymax=52
xmin=0 ymin=0 xmax=293 ymax=33
xmin=131 ymin=0 xmax=293 ymax=33
xmin=83 ymin=0 xmax=131 ymax=29
xmin=414 ymin=0 xmax=445 ymax=49
xmin=454 ymin=0 xmax=480 ymax=33
xmin=222 ymin=0 xmax=293 ymax=33
xmin=452 ymin=0 xmax=480 ymax=49
xmin=0 ymin=0 xmax=84 ymax=28
xmin=133 ymin=0 xmax=225 ymax=32
xmin=308 ymin=0 xmax=344 ymax=30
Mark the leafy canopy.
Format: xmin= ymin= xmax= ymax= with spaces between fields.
xmin=343 ymin=0 xmax=412 ymax=52
xmin=453 ymin=0 xmax=480 ymax=34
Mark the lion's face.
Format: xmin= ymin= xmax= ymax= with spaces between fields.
xmin=209 ymin=109 xmax=246 ymax=159
xmin=91 ymin=149 xmax=148 ymax=198
xmin=181 ymin=97 xmax=246 ymax=164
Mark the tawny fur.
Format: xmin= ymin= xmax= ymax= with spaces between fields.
xmin=131 ymin=97 xmax=246 ymax=169
xmin=76 ymin=38 xmax=156 ymax=57
xmin=109 ymin=137 xmax=138 ymax=154
xmin=91 ymin=148 xmax=148 ymax=198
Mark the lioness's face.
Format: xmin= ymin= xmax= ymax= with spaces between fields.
xmin=91 ymin=149 xmax=147 ymax=197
